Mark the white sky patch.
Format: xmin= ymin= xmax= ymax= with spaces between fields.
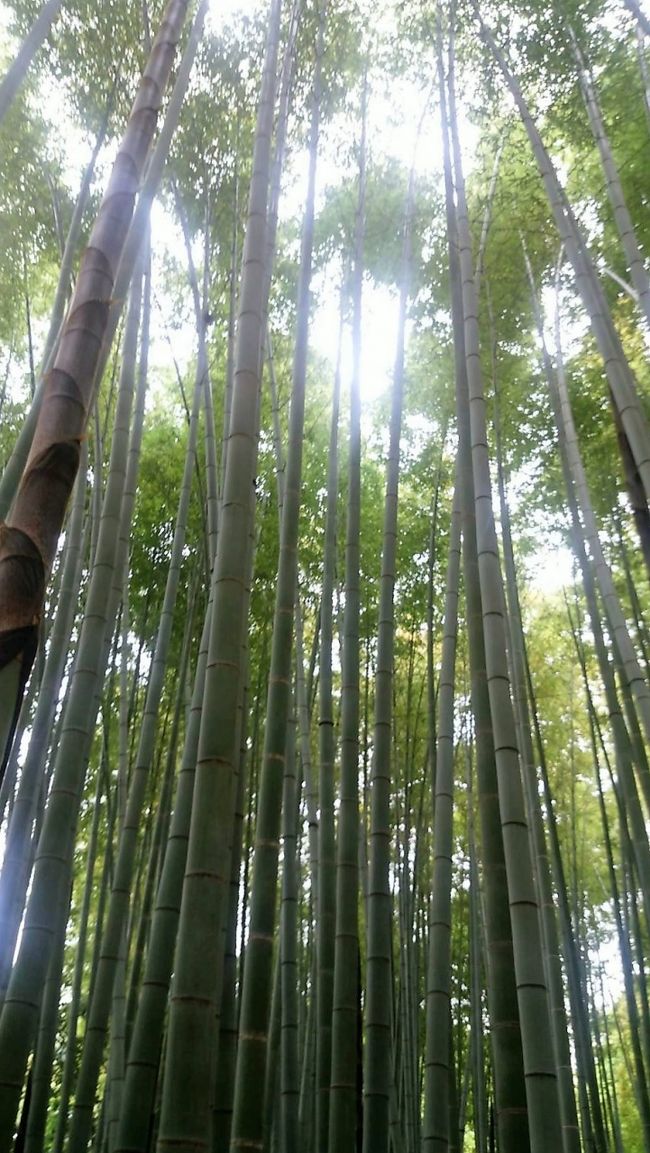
xmin=308 ymin=273 xmax=400 ymax=406
xmin=207 ymin=0 xmax=265 ymax=34
xmin=527 ymin=538 xmax=575 ymax=595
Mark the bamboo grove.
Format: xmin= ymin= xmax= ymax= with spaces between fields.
xmin=1 ymin=0 xmax=650 ymax=1149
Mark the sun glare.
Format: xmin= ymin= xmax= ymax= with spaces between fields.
xmin=207 ymin=0 xmax=265 ymax=34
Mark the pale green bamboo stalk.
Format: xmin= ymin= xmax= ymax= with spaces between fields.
xmin=448 ymin=29 xmax=563 ymax=1151
xmin=422 ymin=479 xmax=461 ymax=1153
xmin=584 ymin=679 xmax=650 ymax=1148
xmin=316 ymin=298 xmax=342 ymax=1153
xmin=113 ymin=594 xmax=211 ymax=1153
xmin=211 ymin=681 xmax=249 ymax=1153
xmin=123 ymin=574 xmax=198 ymax=1049
xmin=267 ymin=333 xmax=320 ymax=908
xmin=220 ymin=165 xmax=239 ymax=501
xmin=553 ymin=277 xmax=650 ymax=782
xmin=624 ymin=0 xmax=650 ymax=40
xmin=201 ymin=200 xmax=219 ymax=566
xmin=438 ymin=32 xmax=529 ymax=1151
xmin=476 ymin=6 xmax=650 ymax=522
xmin=155 ymin=5 xmax=281 ymax=1147
xmin=466 ymin=752 xmax=488 ymax=1153
xmin=570 ymin=28 xmax=650 ymax=329
xmin=525 ymin=243 xmax=635 ymax=1153
xmin=280 ymin=711 xmax=300 ymax=1153
xmin=0 ymin=0 xmax=63 ymax=124
xmin=328 ymin=71 xmax=366 ymax=1153
xmin=229 ymin=21 xmax=320 ymax=1145
xmin=22 ymin=875 xmax=69 ymax=1153
xmin=362 ymin=157 xmax=413 ymax=1153
xmin=176 ymin=185 xmax=219 ymax=564
xmin=106 ymin=927 xmax=128 ymax=1153
xmin=51 ymin=754 xmax=107 ymax=1153
xmin=66 ymin=248 xmax=210 ymax=1153
xmin=493 ymin=396 xmax=581 ymax=1153
xmin=263 ymin=950 xmax=282 ymax=1151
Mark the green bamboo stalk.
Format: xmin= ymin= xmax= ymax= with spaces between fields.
xmin=155 ymin=4 xmax=281 ymax=1147
xmin=614 ymin=513 xmax=650 ymax=682
xmin=552 ymin=272 xmax=650 ymax=781
xmin=280 ymin=709 xmax=300 ymax=1153
xmin=567 ymin=595 xmax=641 ymax=1149
xmin=570 ymin=28 xmax=650 ymax=329
xmin=620 ymin=859 xmax=650 ymax=1109
xmin=299 ymin=953 xmax=317 ymax=1153
xmin=263 ymin=950 xmax=282 ymax=1151
xmin=588 ymin=711 xmax=650 ymax=1147
xmin=466 ymin=752 xmax=488 ymax=1153
xmin=51 ymin=757 xmax=107 ymax=1153
xmin=447 ymin=28 xmax=563 ymax=1151
xmin=176 ymin=186 xmax=219 ymax=564
xmin=623 ymin=852 xmax=650 ymax=1082
xmin=438 ymin=32 xmax=530 ymax=1152
xmin=422 ymin=479 xmax=461 ymax=1153
xmin=211 ymin=678 xmax=249 ymax=1153
xmin=113 ymin=593 xmax=212 ymax=1153
xmin=123 ymin=576 xmax=197 ymax=1050
xmin=328 ymin=70 xmax=366 ymax=1153
xmin=87 ymin=744 xmax=117 ymax=1023
xmin=22 ymin=876 xmax=69 ymax=1153
xmin=229 ymin=19 xmax=320 ymax=1146
xmin=66 ymin=241 xmax=211 ymax=1153
xmin=266 ymin=335 xmax=320 ymax=914
xmin=315 ymin=296 xmax=342 ymax=1153
xmin=525 ymin=238 xmax=637 ymax=1152
xmin=362 ymin=158 xmax=413 ymax=1153
xmin=106 ymin=926 xmax=128 ymax=1153
xmin=493 ymin=393 xmax=581 ymax=1153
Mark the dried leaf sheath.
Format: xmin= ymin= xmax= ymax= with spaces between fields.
xmin=0 ymin=0 xmax=189 ymax=649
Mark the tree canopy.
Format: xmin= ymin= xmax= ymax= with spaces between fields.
xmin=0 ymin=1 xmax=649 ymax=1152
